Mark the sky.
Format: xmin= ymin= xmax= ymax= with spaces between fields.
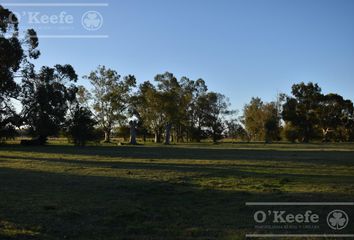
xmin=2 ymin=0 xmax=354 ymax=111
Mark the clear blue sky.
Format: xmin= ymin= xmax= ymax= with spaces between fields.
xmin=4 ymin=0 xmax=354 ymax=111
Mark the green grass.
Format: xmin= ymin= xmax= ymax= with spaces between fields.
xmin=0 ymin=143 xmax=354 ymax=239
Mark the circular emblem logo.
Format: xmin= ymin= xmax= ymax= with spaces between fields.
xmin=327 ymin=210 xmax=349 ymax=230
xmin=81 ymin=11 xmax=103 ymax=31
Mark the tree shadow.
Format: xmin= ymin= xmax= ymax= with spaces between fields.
xmin=1 ymin=155 xmax=353 ymax=183
xmin=0 ymin=167 xmax=353 ymax=240
xmin=1 ymin=144 xmax=354 ymax=166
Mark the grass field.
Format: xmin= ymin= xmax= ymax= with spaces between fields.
xmin=0 ymin=143 xmax=354 ymax=239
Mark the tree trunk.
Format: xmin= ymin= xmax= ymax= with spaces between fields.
xmin=213 ymin=133 xmax=217 ymax=144
xmin=104 ymin=130 xmax=111 ymax=142
xmin=177 ymin=125 xmax=184 ymax=143
xmin=34 ymin=136 xmax=47 ymax=145
xmin=196 ymin=126 xmax=202 ymax=143
xmin=303 ymin=129 xmax=310 ymax=143
xmin=302 ymin=125 xmax=311 ymax=143
xmin=154 ymin=130 xmax=161 ymax=143
xmin=143 ymin=131 xmax=146 ymax=142
xmin=322 ymin=128 xmax=330 ymax=142
xmin=164 ymin=123 xmax=172 ymax=145
xmin=212 ymin=125 xmax=219 ymax=144
xmin=129 ymin=121 xmax=137 ymax=145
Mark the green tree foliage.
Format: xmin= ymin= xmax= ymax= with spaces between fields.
xmin=282 ymin=82 xmax=323 ymax=143
xmin=169 ymin=76 xmax=195 ymax=143
xmin=243 ymin=98 xmax=281 ymax=143
xmin=76 ymin=85 xmax=92 ymax=107
xmin=133 ymin=73 xmax=194 ymax=144
xmin=0 ymin=5 xmax=40 ymax=140
xmin=283 ymin=122 xmax=300 ymax=143
xmin=243 ymin=98 xmax=265 ymax=141
xmin=21 ymin=65 xmax=78 ymax=144
xmin=66 ymin=106 xmax=97 ymax=146
xmin=317 ymin=93 xmax=354 ymax=142
xmin=134 ymin=81 xmax=164 ymax=143
xmin=198 ymin=92 xmax=233 ymax=143
xmin=154 ymin=73 xmax=205 ymax=144
xmin=154 ymin=72 xmax=182 ymax=144
xmin=263 ymin=102 xmax=281 ymax=143
xmin=134 ymin=74 xmax=233 ymax=144
xmin=225 ymin=118 xmax=249 ymax=142
xmin=115 ymin=125 xmax=131 ymax=142
xmin=85 ymin=66 xmax=136 ymax=142
xmin=282 ymin=82 xmax=354 ymax=143
xmin=186 ymin=79 xmax=208 ymax=142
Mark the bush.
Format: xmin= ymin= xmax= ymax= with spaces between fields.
xmin=283 ymin=123 xmax=299 ymax=143
xmin=0 ymin=125 xmax=18 ymax=142
xmin=116 ymin=125 xmax=130 ymax=142
xmin=66 ymin=107 xmax=97 ymax=146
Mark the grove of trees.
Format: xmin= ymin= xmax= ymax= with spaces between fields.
xmin=282 ymin=83 xmax=354 ymax=142
xmin=1 ymin=5 xmax=353 ymax=145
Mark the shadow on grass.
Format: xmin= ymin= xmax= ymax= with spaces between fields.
xmin=0 ymin=167 xmax=353 ymax=240
xmin=1 ymin=144 xmax=354 ymax=166
xmin=1 ymin=155 xmax=354 ymax=184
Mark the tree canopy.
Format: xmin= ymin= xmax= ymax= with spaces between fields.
xmin=0 ymin=6 xmax=40 ymax=141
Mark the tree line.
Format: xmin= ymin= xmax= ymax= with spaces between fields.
xmin=1 ymin=6 xmax=353 ymax=145
xmin=242 ymin=83 xmax=354 ymax=143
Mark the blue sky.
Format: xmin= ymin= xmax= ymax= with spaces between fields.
xmin=3 ymin=0 xmax=354 ymax=111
